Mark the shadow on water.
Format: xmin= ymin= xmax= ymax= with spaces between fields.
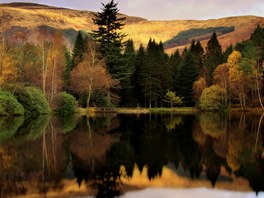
xmin=0 ymin=112 xmax=263 ymax=197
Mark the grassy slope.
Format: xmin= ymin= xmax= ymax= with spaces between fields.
xmin=0 ymin=3 xmax=264 ymax=53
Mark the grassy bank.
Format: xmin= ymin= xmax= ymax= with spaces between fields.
xmin=149 ymin=107 xmax=197 ymax=113
xmin=77 ymin=107 xmax=198 ymax=115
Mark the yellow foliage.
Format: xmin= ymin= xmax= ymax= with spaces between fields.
xmin=199 ymin=112 xmax=227 ymax=138
xmin=193 ymin=77 xmax=207 ymax=100
xmin=0 ymin=52 xmax=17 ymax=85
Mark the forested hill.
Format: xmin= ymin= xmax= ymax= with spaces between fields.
xmin=0 ymin=2 xmax=264 ymax=53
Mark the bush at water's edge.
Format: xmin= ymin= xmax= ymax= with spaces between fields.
xmin=0 ymin=89 xmax=24 ymax=116
xmin=2 ymin=84 xmax=50 ymax=116
xmin=55 ymin=91 xmax=77 ymax=116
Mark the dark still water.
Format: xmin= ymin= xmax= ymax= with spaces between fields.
xmin=0 ymin=112 xmax=264 ymax=198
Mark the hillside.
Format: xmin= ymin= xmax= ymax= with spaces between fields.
xmin=0 ymin=2 xmax=263 ymax=53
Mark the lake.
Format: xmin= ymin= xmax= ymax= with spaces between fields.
xmin=0 ymin=112 xmax=263 ymax=198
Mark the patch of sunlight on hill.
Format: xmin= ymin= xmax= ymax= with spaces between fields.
xmin=1 ymin=4 xmax=263 ymax=52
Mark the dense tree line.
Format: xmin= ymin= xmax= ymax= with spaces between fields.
xmin=0 ymin=0 xmax=263 ymax=111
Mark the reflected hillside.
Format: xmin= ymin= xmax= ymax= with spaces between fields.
xmin=0 ymin=112 xmax=263 ymax=197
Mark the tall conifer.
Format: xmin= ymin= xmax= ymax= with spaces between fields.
xmin=92 ymin=0 xmax=126 ymax=76
xmin=204 ymin=32 xmax=223 ymax=84
xmin=177 ymin=51 xmax=199 ymax=106
xmin=72 ymin=31 xmax=86 ymax=67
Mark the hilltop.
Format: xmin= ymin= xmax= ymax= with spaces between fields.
xmin=0 ymin=2 xmax=263 ymax=53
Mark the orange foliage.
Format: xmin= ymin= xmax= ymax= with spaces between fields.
xmin=193 ymin=77 xmax=207 ymax=100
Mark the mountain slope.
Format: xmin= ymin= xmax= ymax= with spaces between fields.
xmin=0 ymin=3 xmax=263 ymax=53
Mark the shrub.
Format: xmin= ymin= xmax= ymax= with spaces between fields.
xmin=0 ymin=90 xmax=24 ymax=116
xmin=0 ymin=116 xmax=24 ymax=141
xmin=199 ymin=85 xmax=227 ymax=111
xmin=3 ymin=84 xmax=50 ymax=116
xmin=55 ymin=92 xmax=77 ymax=116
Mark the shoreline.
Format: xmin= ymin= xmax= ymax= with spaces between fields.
xmin=78 ymin=107 xmax=264 ymax=115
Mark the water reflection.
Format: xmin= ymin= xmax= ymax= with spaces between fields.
xmin=0 ymin=112 xmax=263 ymax=197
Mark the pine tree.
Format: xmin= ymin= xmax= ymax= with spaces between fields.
xmin=177 ymin=51 xmax=199 ymax=106
xmin=133 ymin=44 xmax=146 ymax=106
xmin=169 ymin=50 xmax=182 ymax=91
xmin=92 ymin=0 xmax=126 ymax=75
xmin=157 ymin=41 xmax=173 ymax=102
xmin=204 ymin=32 xmax=223 ymax=84
xmin=223 ymin=45 xmax=233 ymax=62
xmin=250 ymin=24 xmax=264 ymax=61
xmin=139 ymin=39 xmax=162 ymax=107
xmin=63 ymin=48 xmax=74 ymax=90
xmin=72 ymin=31 xmax=86 ymax=67
xmin=121 ymin=39 xmax=136 ymax=106
xmin=191 ymin=40 xmax=204 ymax=69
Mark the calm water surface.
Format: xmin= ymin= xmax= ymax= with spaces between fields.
xmin=0 ymin=112 xmax=263 ymax=198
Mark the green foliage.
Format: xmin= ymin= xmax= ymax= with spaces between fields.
xmin=133 ymin=44 xmax=146 ymax=106
xmin=55 ymin=92 xmax=77 ymax=116
xmin=20 ymin=115 xmax=49 ymax=140
xmin=63 ymin=48 xmax=74 ymax=90
xmin=96 ymin=95 xmax=116 ymax=108
xmin=92 ymin=0 xmax=126 ymax=78
xmin=199 ymin=85 xmax=227 ymax=111
xmin=199 ymin=112 xmax=227 ymax=138
xmin=223 ymin=45 xmax=233 ymax=62
xmin=121 ymin=39 xmax=136 ymax=106
xmin=176 ymin=51 xmax=199 ymax=106
xmin=58 ymin=115 xmax=77 ymax=133
xmin=169 ymin=50 xmax=182 ymax=91
xmin=239 ymin=42 xmax=257 ymax=74
xmin=163 ymin=90 xmax=183 ymax=107
xmin=164 ymin=115 xmax=183 ymax=130
xmin=138 ymin=39 xmax=172 ymax=107
xmin=3 ymin=84 xmax=50 ymax=116
xmin=0 ymin=116 xmax=24 ymax=142
xmin=164 ymin=26 xmax=235 ymax=48
xmin=190 ymin=40 xmax=204 ymax=69
xmin=204 ymin=32 xmax=224 ymax=84
xmin=0 ymin=90 xmax=24 ymax=116
xmin=92 ymin=0 xmax=125 ymax=50
xmin=72 ymin=31 xmax=87 ymax=67
xmin=250 ymin=24 xmax=264 ymax=60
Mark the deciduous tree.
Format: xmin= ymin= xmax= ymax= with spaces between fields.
xmin=163 ymin=90 xmax=182 ymax=107
xmin=70 ymin=40 xmax=117 ymax=107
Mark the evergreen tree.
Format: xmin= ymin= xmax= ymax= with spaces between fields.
xmin=133 ymin=44 xmax=146 ymax=106
xmin=250 ymin=24 xmax=264 ymax=61
xmin=139 ymin=39 xmax=162 ymax=107
xmin=92 ymin=0 xmax=130 ymax=106
xmin=204 ymin=32 xmax=223 ymax=84
xmin=121 ymin=39 xmax=136 ymax=106
xmin=92 ymin=0 xmax=126 ymax=76
xmin=223 ymin=45 xmax=233 ymax=62
xmin=177 ymin=51 xmax=199 ymax=106
xmin=137 ymin=39 xmax=172 ymax=107
xmin=158 ymin=44 xmax=173 ymax=104
xmin=63 ymin=48 xmax=74 ymax=90
xmin=169 ymin=50 xmax=182 ymax=91
xmin=190 ymin=40 xmax=204 ymax=69
xmin=72 ymin=31 xmax=86 ymax=67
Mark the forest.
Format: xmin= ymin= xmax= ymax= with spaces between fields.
xmin=0 ymin=0 xmax=264 ymax=116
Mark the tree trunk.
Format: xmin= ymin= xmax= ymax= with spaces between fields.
xmin=255 ymin=66 xmax=264 ymax=110
xmin=51 ymin=57 xmax=56 ymax=103
xmin=255 ymin=112 xmax=264 ymax=152
xmin=87 ymin=83 xmax=92 ymax=108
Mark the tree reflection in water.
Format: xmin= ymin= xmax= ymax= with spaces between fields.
xmin=0 ymin=112 xmax=263 ymax=197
